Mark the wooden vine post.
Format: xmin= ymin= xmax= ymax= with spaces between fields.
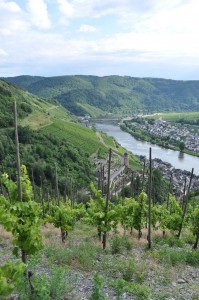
xmin=166 ymin=174 xmax=173 ymax=209
xmin=13 ymin=101 xmax=35 ymax=292
xmin=102 ymin=148 xmax=112 ymax=250
xmin=14 ymin=102 xmax=28 ymax=265
xmin=131 ymin=171 xmax=134 ymax=198
xmin=148 ymin=147 xmax=152 ymax=249
xmin=177 ymin=168 xmax=194 ymax=238
xmin=14 ymin=102 xmax=23 ymax=205
xmin=141 ymin=159 xmax=146 ymax=191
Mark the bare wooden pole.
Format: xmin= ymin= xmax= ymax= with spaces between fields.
xmin=102 ymin=148 xmax=112 ymax=250
xmin=31 ymin=168 xmax=36 ymax=201
xmin=13 ymin=101 xmax=22 ymax=203
xmin=193 ymin=229 xmax=199 ymax=249
xmin=167 ymin=174 xmax=173 ymax=209
xmin=64 ymin=170 xmax=68 ymax=202
xmin=131 ymin=171 xmax=134 ymax=198
xmin=55 ymin=163 xmax=59 ymax=206
xmin=181 ymin=177 xmax=187 ymax=211
xmin=102 ymin=165 xmax=105 ymax=195
xmin=148 ymin=147 xmax=152 ymax=249
xmin=141 ymin=160 xmax=146 ymax=191
xmin=177 ymin=168 xmax=194 ymax=238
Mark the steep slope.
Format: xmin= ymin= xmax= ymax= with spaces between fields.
xmin=0 ymin=80 xmax=101 ymax=191
xmin=3 ymin=75 xmax=199 ymax=116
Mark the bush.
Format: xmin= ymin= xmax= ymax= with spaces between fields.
xmin=155 ymin=246 xmax=199 ymax=266
xmin=153 ymin=235 xmax=184 ymax=248
xmin=121 ymin=258 xmax=136 ymax=282
xmin=110 ymin=235 xmax=133 ymax=254
xmin=17 ymin=265 xmax=70 ymax=300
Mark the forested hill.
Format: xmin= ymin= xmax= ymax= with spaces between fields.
xmin=0 ymin=79 xmax=98 ymax=192
xmin=3 ymin=75 xmax=199 ymax=116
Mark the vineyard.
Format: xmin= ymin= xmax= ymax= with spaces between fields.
xmin=40 ymin=119 xmax=106 ymax=156
xmin=0 ymin=164 xmax=199 ymax=299
xmin=0 ymin=103 xmax=199 ymax=300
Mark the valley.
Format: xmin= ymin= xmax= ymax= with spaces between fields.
xmin=0 ymin=76 xmax=199 ymax=300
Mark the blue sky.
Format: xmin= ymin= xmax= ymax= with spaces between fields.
xmin=1 ymin=0 xmax=199 ymax=79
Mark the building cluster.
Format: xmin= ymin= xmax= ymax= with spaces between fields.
xmin=141 ymin=156 xmax=199 ymax=197
xmin=132 ymin=119 xmax=199 ymax=153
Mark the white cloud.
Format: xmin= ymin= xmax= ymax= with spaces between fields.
xmin=1 ymin=0 xmax=199 ymax=78
xmin=0 ymin=0 xmax=21 ymax=12
xmin=56 ymin=0 xmax=124 ymax=20
xmin=57 ymin=0 xmax=74 ymax=18
xmin=0 ymin=48 xmax=8 ymax=56
xmin=26 ymin=0 xmax=51 ymax=29
xmin=78 ymin=24 xmax=98 ymax=33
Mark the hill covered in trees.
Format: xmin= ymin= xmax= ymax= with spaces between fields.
xmin=0 ymin=79 xmax=140 ymax=195
xmin=3 ymin=75 xmax=199 ymax=116
xmin=0 ymin=80 xmax=100 ymax=193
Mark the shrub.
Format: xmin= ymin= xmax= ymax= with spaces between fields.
xmin=110 ymin=235 xmax=133 ymax=254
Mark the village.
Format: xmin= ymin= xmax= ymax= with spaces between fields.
xmin=131 ymin=118 xmax=199 ymax=153
xmin=94 ymin=151 xmax=199 ymax=200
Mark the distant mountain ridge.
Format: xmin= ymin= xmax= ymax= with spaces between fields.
xmin=3 ymin=75 xmax=199 ymax=116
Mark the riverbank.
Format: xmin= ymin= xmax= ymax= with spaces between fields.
xmin=121 ymin=120 xmax=199 ymax=158
xmin=94 ymin=121 xmax=199 ymax=175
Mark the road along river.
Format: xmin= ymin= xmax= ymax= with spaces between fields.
xmin=94 ymin=120 xmax=199 ymax=176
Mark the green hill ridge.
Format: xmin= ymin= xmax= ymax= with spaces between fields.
xmin=3 ymin=75 xmax=199 ymax=116
xmin=0 ymin=79 xmax=140 ymax=194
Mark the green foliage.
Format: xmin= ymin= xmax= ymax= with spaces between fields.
xmin=110 ymin=278 xmax=150 ymax=300
xmin=0 ymin=166 xmax=43 ymax=256
xmin=110 ymin=235 xmax=132 ymax=254
xmin=121 ymin=258 xmax=136 ymax=281
xmin=41 ymin=119 xmax=107 ymax=155
xmin=0 ymin=261 xmax=25 ymax=297
xmin=155 ymin=246 xmax=199 ymax=266
xmin=47 ymin=202 xmax=79 ymax=232
xmin=45 ymin=241 xmax=101 ymax=270
xmin=89 ymin=274 xmax=108 ymax=300
xmin=5 ymin=75 xmax=199 ymax=115
xmin=151 ymin=194 xmax=184 ymax=234
xmin=0 ymin=125 xmax=94 ymax=191
xmin=17 ymin=265 xmax=70 ymax=300
xmin=153 ymin=235 xmax=185 ymax=247
xmin=191 ymin=206 xmax=199 ymax=235
xmin=132 ymin=192 xmax=148 ymax=236
xmin=83 ymin=183 xmax=118 ymax=236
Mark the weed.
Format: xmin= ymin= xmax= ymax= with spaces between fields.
xmin=185 ymin=250 xmax=199 ymax=266
xmin=17 ymin=265 xmax=70 ymax=300
xmin=121 ymin=258 xmax=136 ymax=282
xmin=89 ymin=274 xmax=108 ymax=300
xmin=182 ymin=232 xmax=195 ymax=245
xmin=133 ymin=262 xmax=147 ymax=283
xmin=112 ymin=278 xmax=126 ymax=300
xmin=110 ymin=278 xmax=150 ymax=300
xmin=110 ymin=235 xmax=123 ymax=254
xmin=154 ymin=246 xmax=199 ymax=267
xmin=110 ymin=235 xmax=133 ymax=254
xmin=155 ymin=246 xmax=186 ymax=266
xmin=44 ymin=241 xmax=102 ymax=270
xmin=153 ymin=235 xmax=184 ymax=247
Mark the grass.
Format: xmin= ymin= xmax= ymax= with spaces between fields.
xmin=1 ymin=222 xmax=199 ymax=300
xmin=40 ymin=119 xmax=107 ymax=155
xmin=152 ymin=245 xmax=199 ymax=267
xmin=145 ymin=111 xmax=199 ymax=122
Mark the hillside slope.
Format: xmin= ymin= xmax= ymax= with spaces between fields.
xmin=3 ymin=75 xmax=199 ymax=116
xmin=0 ymin=80 xmax=140 ymax=193
xmin=0 ymin=80 xmax=100 ymax=191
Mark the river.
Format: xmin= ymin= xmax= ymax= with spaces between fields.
xmin=94 ymin=120 xmax=199 ymax=176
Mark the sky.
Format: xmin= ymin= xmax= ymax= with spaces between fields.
xmin=1 ymin=0 xmax=199 ymax=79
